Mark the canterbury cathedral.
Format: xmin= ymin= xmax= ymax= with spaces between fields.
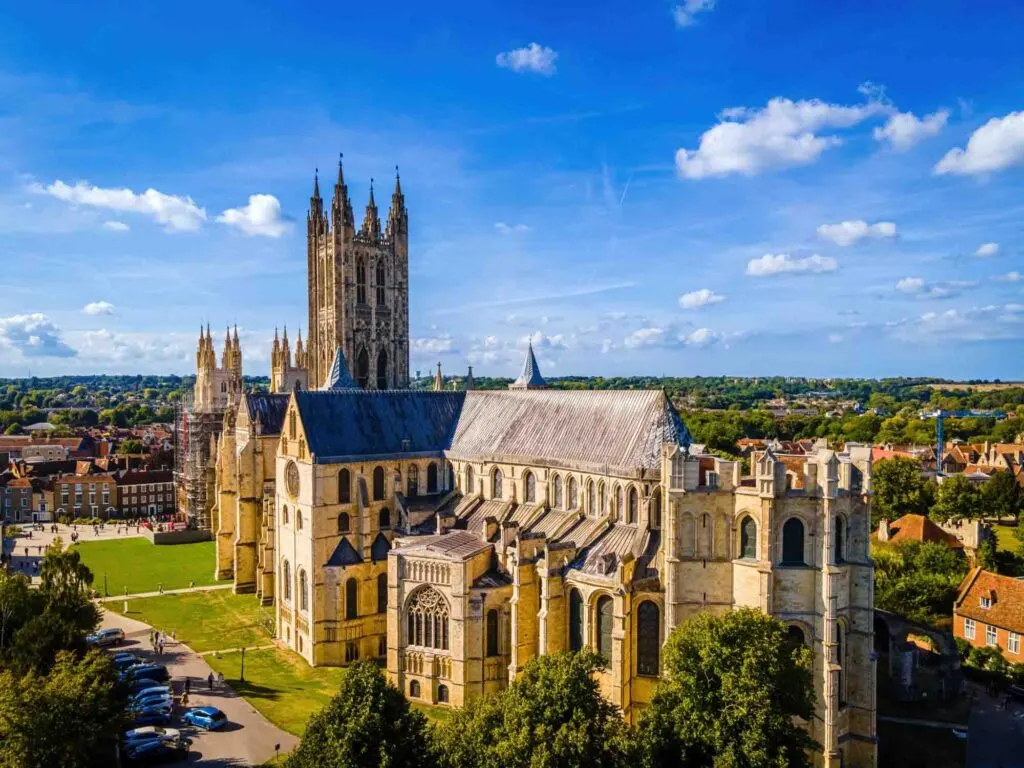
xmin=199 ymin=157 xmax=876 ymax=767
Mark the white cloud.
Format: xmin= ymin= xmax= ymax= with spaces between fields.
xmin=746 ymin=253 xmax=838 ymax=277
xmin=495 ymin=222 xmax=531 ymax=234
xmin=34 ymin=180 xmax=207 ymax=231
xmin=216 ymin=194 xmax=290 ymax=238
xmin=83 ymin=301 xmax=115 ymax=316
xmin=673 ymin=0 xmax=715 ymax=27
xmin=873 ymin=108 xmax=949 ymax=150
xmin=683 ymin=327 xmax=719 ymax=346
xmin=624 ymin=327 xmax=673 ymax=349
xmin=895 ymin=277 xmax=975 ymax=300
xmin=496 ymin=43 xmax=558 ymax=76
xmin=600 ymin=339 xmax=615 ymax=354
xmin=935 ymin=111 xmax=1024 ymax=175
xmin=974 ymin=242 xmax=999 ymax=258
xmin=679 ymin=288 xmax=725 ymax=309
xmin=890 ymin=304 xmax=1024 ymax=343
xmin=895 ymin=277 xmax=925 ymax=293
xmin=675 ymin=96 xmax=889 ymax=179
xmin=817 ymin=220 xmax=897 ymax=247
xmin=0 ymin=313 xmax=76 ymax=358
xmin=411 ymin=335 xmax=458 ymax=356
xmin=521 ymin=331 xmax=568 ymax=351
xmin=102 ymin=220 xmax=129 ymax=232
xmin=73 ymin=329 xmax=189 ymax=365
xmin=996 ymin=271 xmax=1022 ymax=283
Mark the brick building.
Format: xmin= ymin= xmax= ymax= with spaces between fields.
xmin=953 ymin=567 xmax=1024 ymax=662
xmin=114 ymin=469 xmax=175 ymax=516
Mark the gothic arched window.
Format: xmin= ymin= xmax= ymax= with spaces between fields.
xmin=587 ymin=481 xmax=596 ymax=516
xmin=376 ymin=349 xmax=388 ymax=390
xmin=466 ymin=465 xmax=475 ymax=495
xmin=345 ymin=577 xmax=358 ymax=620
xmin=407 ymin=464 xmax=419 ymax=497
xmin=781 ymin=518 xmax=806 ymax=566
xmin=356 ymin=258 xmax=367 ymax=305
xmin=376 ymin=261 xmax=386 ymax=307
xmin=338 ymin=469 xmax=350 ymax=504
xmin=598 ymin=482 xmax=605 ymax=515
xmin=568 ymin=588 xmax=584 ymax=652
xmin=524 ymin=471 xmax=536 ymax=504
xmin=437 ymin=684 xmax=449 ymax=703
xmin=627 ymin=487 xmax=638 ymax=524
xmin=427 ymin=463 xmax=438 ymax=493
xmin=616 ymin=486 xmax=624 ymax=521
xmin=356 ymin=348 xmax=369 ymax=389
xmin=409 ymin=680 xmax=420 ymax=698
xmin=492 ymin=468 xmax=503 ymax=499
xmin=378 ymin=508 xmax=390 ymax=529
xmin=568 ymin=477 xmax=578 ymax=510
xmin=338 ymin=512 xmax=350 ymax=534
xmin=486 ymin=609 xmax=499 ymax=657
xmin=298 ymin=568 xmax=308 ymax=612
xmin=596 ymin=595 xmax=614 ymax=662
xmin=406 ymin=587 xmax=449 ymax=651
xmin=651 ymin=491 xmax=662 ymax=529
xmin=637 ymin=601 xmax=660 ymax=676
xmin=553 ymin=475 xmax=563 ymax=509
xmin=377 ymin=572 xmax=388 ymax=614
xmin=282 ymin=559 xmax=292 ymax=602
xmin=373 ymin=466 xmax=385 ymax=501
xmin=740 ymin=516 xmax=757 ymax=559
xmin=834 ymin=515 xmax=846 ymax=564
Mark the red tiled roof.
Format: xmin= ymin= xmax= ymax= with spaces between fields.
xmin=886 ymin=514 xmax=964 ymax=549
xmin=955 ymin=567 xmax=1024 ymax=633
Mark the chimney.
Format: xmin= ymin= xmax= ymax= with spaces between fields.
xmin=877 ymin=518 xmax=890 ymax=542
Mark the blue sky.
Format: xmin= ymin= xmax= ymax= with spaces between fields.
xmin=2 ymin=0 xmax=1023 ymax=380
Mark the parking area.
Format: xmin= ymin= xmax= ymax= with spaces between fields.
xmin=102 ymin=609 xmax=297 ymax=765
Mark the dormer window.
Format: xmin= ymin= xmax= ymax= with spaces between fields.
xmin=980 ymin=596 xmax=992 ymax=609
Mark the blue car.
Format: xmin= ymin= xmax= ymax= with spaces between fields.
xmin=132 ymin=694 xmax=172 ymax=710
xmin=132 ymin=707 xmax=172 ymax=727
xmin=113 ymin=655 xmax=141 ymax=671
xmin=182 ymin=706 xmax=228 ymax=730
xmin=129 ymin=686 xmax=170 ymax=704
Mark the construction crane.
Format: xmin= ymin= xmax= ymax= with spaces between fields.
xmin=919 ymin=409 xmax=1007 ymax=474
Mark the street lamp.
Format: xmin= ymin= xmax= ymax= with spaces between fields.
xmin=240 ymin=646 xmax=246 ymax=682
xmin=103 ymin=571 xmax=108 ymax=597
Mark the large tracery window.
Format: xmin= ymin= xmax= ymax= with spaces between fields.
xmin=596 ymin=595 xmax=614 ymax=663
xmin=376 ymin=261 xmax=386 ymax=307
xmin=356 ymin=258 xmax=367 ymax=305
xmin=637 ymin=601 xmax=661 ymax=676
xmin=406 ymin=587 xmax=450 ymax=651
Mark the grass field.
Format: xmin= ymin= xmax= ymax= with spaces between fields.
xmin=73 ymin=538 xmax=222 ymax=595
xmin=992 ymin=523 xmax=1019 ymax=554
xmin=205 ymin=647 xmax=451 ymax=736
xmin=107 ymin=590 xmax=273 ymax=653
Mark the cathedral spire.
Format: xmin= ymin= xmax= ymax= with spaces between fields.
xmin=336 ymin=153 xmax=345 ymax=187
xmin=361 ymin=178 xmax=381 ymax=240
xmin=387 ymin=165 xmax=408 ymax=240
xmin=509 ymin=341 xmax=547 ymax=390
xmin=312 ymin=168 xmax=320 ymax=200
xmin=433 ymin=361 xmax=443 ymax=392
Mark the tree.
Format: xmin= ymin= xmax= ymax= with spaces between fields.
xmin=434 ymin=650 xmax=633 ymax=768
xmin=286 ymin=661 xmax=431 ymax=768
xmin=118 ymin=439 xmax=144 ymax=455
xmin=931 ymin=474 xmax=983 ymax=524
xmin=873 ymin=540 xmax=968 ymax=625
xmin=981 ymin=469 xmax=1021 ymax=523
xmin=871 ymin=457 xmax=931 ymax=528
xmin=637 ymin=608 xmax=817 ymax=768
xmin=0 ymin=650 xmax=124 ymax=768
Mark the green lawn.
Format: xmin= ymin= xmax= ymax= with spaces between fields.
xmin=73 ymin=538 xmax=222 ymax=595
xmin=107 ymin=590 xmax=273 ymax=653
xmin=205 ymin=647 xmax=452 ymax=737
xmin=992 ymin=523 xmax=1019 ymax=554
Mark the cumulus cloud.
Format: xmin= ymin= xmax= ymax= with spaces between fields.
xmin=83 ymin=301 xmax=115 ymax=316
xmin=495 ymin=222 xmax=530 ymax=234
xmin=496 ymin=43 xmax=558 ymax=76
xmin=0 ymin=313 xmax=76 ymax=358
xmin=746 ymin=253 xmax=838 ymax=277
xmin=675 ymin=95 xmax=889 ymax=179
xmin=411 ymin=335 xmax=458 ymax=356
xmin=895 ymin=277 xmax=925 ymax=294
xmin=216 ymin=194 xmax=290 ymax=237
xmin=673 ymin=0 xmax=715 ymax=27
xmin=996 ymin=271 xmax=1021 ymax=283
xmin=624 ymin=327 xmax=674 ymax=349
xmin=73 ymin=329 xmax=189 ymax=365
xmin=895 ymin=277 xmax=974 ymax=300
xmin=679 ymin=288 xmax=725 ymax=309
xmin=34 ymin=180 xmax=207 ymax=231
xmin=890 ymin=304 xmax=1024 ymax=343
xmin=102 ymin=220 xmax=129 ymax=232
xmin=817 ymin=220 xmax=897 ymax=246
xmin=935 ymin=111 xmax=1024 ymax=175
xmin=975 ymin=242 xmax=999 ymax=258
xmin=873 ymin=109 xmax=949 ymax=150
xmin=683 ymin=327 xmax=719 ymax=346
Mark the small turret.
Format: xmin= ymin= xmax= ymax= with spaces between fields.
xmin=433 ymin=361 xmax=444 ymax=392
xmin=465 ymin=365 xmax=475 ymax=391
xmin=295 ymin=328 xmax=305 ymax=368
xmin=360 ymin=179 xmax=382 ymax=241
xmin=509 ymin=341 xmax=547 ymax=390
xmin=308 ymin=168 xmax=326 ymax=237
xmin=387 ymin=165 xmax=407 ymax=240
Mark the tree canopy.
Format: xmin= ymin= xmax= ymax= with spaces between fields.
xmin=931 ymin=474 xmax=983 ymax=524
xmin=871 ymin=457 xmax=932 ymax=528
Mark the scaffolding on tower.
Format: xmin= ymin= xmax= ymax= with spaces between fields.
xmin=174 ymin=391 xmax=221 ymax=531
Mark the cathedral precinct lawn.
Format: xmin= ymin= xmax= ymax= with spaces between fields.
xmin=107 ymin=590 xmax=273 ymax=653
xmin=205 ymin=648 xmax=451 ymax=737
xmin=72 ymin=537 xmax=222 ymax=595
xmin=993 ymin=523 xmax=1019 ymax=553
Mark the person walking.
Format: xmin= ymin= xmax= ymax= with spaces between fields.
xmin=207 ymin=672 xmax=214 ymax=691
xmin=184 ymin=677 xmax=191 ymax=694
xmin=217 ymin=671 xmax=224 ymax=686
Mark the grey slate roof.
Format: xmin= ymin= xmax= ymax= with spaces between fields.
xmin=325 ymin=536 xmax=363 ymax=567
xmin=370 ymin=532 xmax=392 ymax=562
xmin=296 ymin=388 xmax=691 ymax=473
xmin=509 ymin=342 xmax=547 ymax=389
xmin=244 ymin=393 xmax=290 ymax=436
xmin=392 ymin=530 xmax=492 ymax=560
xmin=322 ymin=346 xmax=359 ymax=390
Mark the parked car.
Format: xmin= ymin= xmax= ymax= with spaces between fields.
xmin=113 ymin=654 xmax=141 ymax=671
xmin=123 ymin=725 xmax=181 ymax=746
xmin=126 ymin=677 xmax=170 ymax=694
xmin=128 ymin=686 xmax=171 ymax=704
xmin=124 ymin=736 xmax=190 ymax=763
xmin=1010 ymin=684 xmax=1024 ymax=701
xmin=182 ymin=706 xmax=228 ymax=730
xmin=120 ymin=664 xmax=169 ymax=683
xmin=132 ymin=694 xmax=172 ymax=710
xmin=131 ymin=707 xmax=172 ymax=727
xmin=86 ymin=627 xmax=125 ymax=647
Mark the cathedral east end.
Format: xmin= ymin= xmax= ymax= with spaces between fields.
xmin=199 ymin=160 xmax=876 ymax=768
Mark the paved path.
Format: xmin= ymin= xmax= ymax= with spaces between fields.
xmin=101 ymin=608 xmax=297 ymax=766
xmin=4 ymin=523 xmax=149 ymax=583
xmin=97 ymin=584 xmax=233 ymax=602
xmin=878 ymin=715 xmax=969 ymax=730
xmin=966 ymin=683 xmax=1024 ymax=768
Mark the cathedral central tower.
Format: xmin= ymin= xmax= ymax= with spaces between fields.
xmin=305 ymin=156 xmax=410 ymax=390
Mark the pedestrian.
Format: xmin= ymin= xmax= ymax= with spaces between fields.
xmin=150 ymin=630 xmax=155 ymax=647
xmin=181 ymin=691 xmax=189 ymax=708
xmin=158 ymin=582 xmax=163 ymax=594
xmin=184 ymin=677 xmax=191 ymax=694
xmin=207 ymin=672 xmax=214 ymax=690
xmin=217 ymin=672 xmax=224 ymax=686
xmin=189 ymin=580 xmax=195 ymax=589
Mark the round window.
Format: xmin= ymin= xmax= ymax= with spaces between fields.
xmin=286 ymin=461 xmax=300 ymax=498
